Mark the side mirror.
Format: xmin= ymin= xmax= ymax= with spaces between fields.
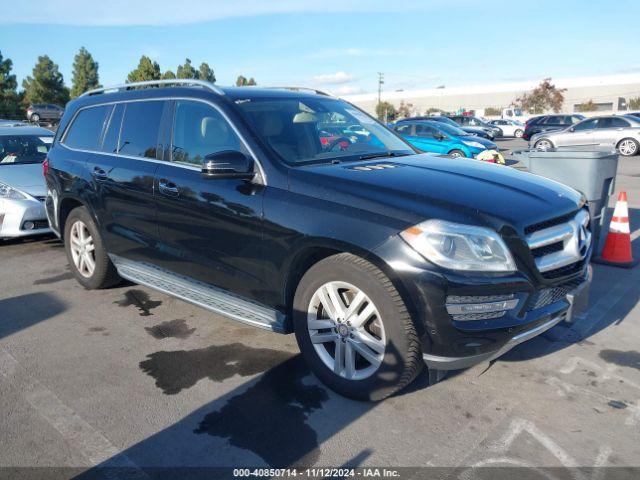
xmin=569 ymin=127 xmax=575 ymax=132
xmin=436 ymin=133 xmax=446 ymax=141
xmin=202 ymin=150 xmax=255 ymax=180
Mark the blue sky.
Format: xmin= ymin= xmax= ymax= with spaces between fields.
xmin=1 ymin=0 xmax=638 ymax=94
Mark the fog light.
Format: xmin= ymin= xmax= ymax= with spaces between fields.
xmin=446 ymin=294 xmax=519 ymax=321
xmin=23 ymin=221 xmax=35 ymax=230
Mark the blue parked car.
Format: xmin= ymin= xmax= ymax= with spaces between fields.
xmin=393 ymin=120 xmax=497 ymax=158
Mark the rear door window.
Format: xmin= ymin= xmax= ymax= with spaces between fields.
xmin=63 ymin=105 xmax=110 ymax=151
xmin=119 ymin=101 xmax=165 ymax=159
xmin=394 ymin=124 xmax=413 ymax=135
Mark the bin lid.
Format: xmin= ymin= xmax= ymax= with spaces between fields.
xmin=512 ymin=148 xmax=617 ymax=159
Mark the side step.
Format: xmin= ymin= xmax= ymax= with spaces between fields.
xmin=111 ymin=255 xmax=287 ymax=333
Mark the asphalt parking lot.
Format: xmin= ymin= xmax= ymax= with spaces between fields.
xmin=1 ymin=138 xmax=640 ymax=478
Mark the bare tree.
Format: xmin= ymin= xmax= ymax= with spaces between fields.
xmin=514 ymin=78 xmax=566 ymax=114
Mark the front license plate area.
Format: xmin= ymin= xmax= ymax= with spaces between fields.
xmin=565 ymin=281 xmax=590 ymax=323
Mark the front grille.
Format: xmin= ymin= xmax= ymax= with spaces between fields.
xmin=526 ymin=278 xmax=584 ymax=311
xmin=525 ymin=210 xmax=591 ymax=277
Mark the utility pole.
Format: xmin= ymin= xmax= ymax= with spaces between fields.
xmin=377 ymin=72 xmax=385 ymax=122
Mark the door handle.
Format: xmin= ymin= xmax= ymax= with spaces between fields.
xmin=158 ymin=179 xmax=179 ymax=197
xmin=92 ymin=167 xmax=108 ymax=181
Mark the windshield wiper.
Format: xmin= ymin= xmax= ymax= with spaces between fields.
xmin=358 ymin=151 xmax=408 ymax=161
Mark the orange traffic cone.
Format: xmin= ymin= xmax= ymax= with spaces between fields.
xmin=593 ymin=191 xmax=638 ymax=268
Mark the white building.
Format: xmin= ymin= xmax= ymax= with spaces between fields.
xmin=343 ymin=73 xmax=640 ymax=117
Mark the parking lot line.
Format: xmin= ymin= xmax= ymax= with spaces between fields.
xmin=0 ymin=348 xmax=144 ymax=475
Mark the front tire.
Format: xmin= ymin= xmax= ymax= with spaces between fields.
xmin=534 ymin=139 xmax=554 ymax=151
xmin=448 ymin=149 xmax=466 ymax=158
xmin=64 ymin=207 xmax=120 ymax=289
xmin=617 ymin=138 xmax=639 ymax=156
xmin=293 ymin=253 xmax=423 ymax=401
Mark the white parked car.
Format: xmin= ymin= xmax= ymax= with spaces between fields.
xmin=489 ymin=119 xmax=525 ymax=138
xmin=0 ymin=126 xmax=54 ymax=239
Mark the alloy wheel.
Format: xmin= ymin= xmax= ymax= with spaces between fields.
xmin=535 ymin=139 xmax=552 ymax=151
xmin=619 ymin=139 xmax=637 ymax=156
xmin=69 ymin=220 xmax=96 ymax=278
xmin=307 ymin=281 xmax=386 ymax=380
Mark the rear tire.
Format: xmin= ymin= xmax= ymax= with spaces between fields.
xmin=617 ymin=138 xmax=639 ymax=156
xmin=448 ymin=149 xmax=466 ymax=158
xmin=64 ymin=207 xmax=120 ymax=289
xmin=514 ymin=129 xmax=524 ymax=138
xmin=30 ymin=113 xmax=40 ymax=123
xmin=293 ymin=253 xmax=423 ymax=401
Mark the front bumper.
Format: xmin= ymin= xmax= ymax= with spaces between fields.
xmin=373 ymin=236 xmax=593 ymax=372
xmin=0 ymin=197 xmax=52 ymax=238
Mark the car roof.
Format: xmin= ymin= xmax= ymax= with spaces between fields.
xmin=0 ymin=125 xmax=55 ymax=136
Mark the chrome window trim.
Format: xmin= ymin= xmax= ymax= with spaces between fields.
xmin=58 ymin=96 xmax=267 ymax=183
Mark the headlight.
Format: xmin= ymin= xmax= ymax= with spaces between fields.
xmin=0 ymin=181 xmax=28 ymax=200
xmin=400 ymin=220 xmax=516 ymax=272
xmin=463 ymin=141 xmax=485 ymax=149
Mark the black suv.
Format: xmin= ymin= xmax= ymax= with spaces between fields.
xmin=522 ymin=114 xmax=585 ymax=140
xmin=44 ymin=80 xmax=593 ymax=401
xmin=447 ymin=115 xmax=502 ymax=139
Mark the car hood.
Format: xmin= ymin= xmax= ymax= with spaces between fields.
xmin=458 ymin=135 xmax=497 ymax=149
xmin=462 ymin=126 xmax=488 ymax=135
xmin=0 ymin=163 xmax=46 ymax=196
xmin=289 ymin=154 xmax=582 ymax=232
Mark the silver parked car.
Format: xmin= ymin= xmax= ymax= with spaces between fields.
xmin=531 ymin=115 xmax=640 ymax=156
xmin=0 ymin=126 xmax=54 ymax=239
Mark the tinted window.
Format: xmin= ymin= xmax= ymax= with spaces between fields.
xmin=172 ymin=100 xmax=243 ymax=166
xmin=63 ymin=105 xmax=110 ymax=150
xmin=415 ymin=124 xmax=438 ymax=137
xmin=573 ymin=118 xmax=598 ymax=131
xmin=395 ymin=124 xmax=413 ymax=135
xmin=119 ymin=101 xmax=164 ymax=158
xmin=609 ymin=117 xmax=630 ymax=128
xmin=102 ymin=104 xmax=124 ymax=153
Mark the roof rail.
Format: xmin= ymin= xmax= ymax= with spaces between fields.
xmin=265 ymin=86 xmax=332 ymax=97
xmin=80 ymin=79 xmax=225 ymax=97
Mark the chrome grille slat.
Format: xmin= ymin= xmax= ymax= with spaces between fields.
xmin=525 ymin=210 xmax=591 ymax=275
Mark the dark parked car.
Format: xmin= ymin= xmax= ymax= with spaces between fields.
xmin=522 ymin=114 xmax=585 ymax=140
xmin=26 ymin=103 xmax=65 ymax=123
xmin=45 ymin=79 xmax=593 ymax=401
xmin=447 ymin=115 xmax=502 ymax=139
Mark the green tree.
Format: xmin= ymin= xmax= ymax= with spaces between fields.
xmin=397 ymin=100 xmax=413 ymax=118
xmin=514 ymin=78 xmax=566 ymax=114
xmin=70 ymin=47 xmax=100 ymax=98
xmin=0 ymin=50 xmax=23 ymax=118
xmin=576 ymin=99 xmax=598 ymax=112
xmin=235 ymin=75 xmax=257 ymax=86
xmin=22 ymin=55 xmax=70 ymax=106
xmin=161 ymin=70 xmax=176 ymax=80
xmin=198 ymin=62 xmax=216 ymax=83
xmin=628 ymin=97 xmax=640 ymax=110
xmin=375 ymin=101 xmax=397 ymax=122
xmin=176 ymin=58 xmax=198 ymax=79
xmin=127 ymin=55 xmax=161 ymax=83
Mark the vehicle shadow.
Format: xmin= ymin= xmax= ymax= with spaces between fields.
xmin=0 ymin=291 xmax=67 ymax=341
xmin=74 ymin=335 xmax=415 ymax=477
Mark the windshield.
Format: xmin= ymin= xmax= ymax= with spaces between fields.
xmin=427 ymin=122 xmax=468 ymax=137
xmin=234 ymin=96 xmax=414 ymax=165
xmin=0 ymin=135 xmax=52 ymax=165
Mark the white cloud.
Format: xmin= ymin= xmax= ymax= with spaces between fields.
xmin=311 ymin=71 xmax=355 ymax=85
xmin=1 ymin=0 xmax=482 ymax=26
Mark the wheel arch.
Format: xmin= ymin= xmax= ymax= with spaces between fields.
xmin=58 ymin=195 xmax=87 ymax=241
xmin=283 ymin=241 xmax=425 ymax=338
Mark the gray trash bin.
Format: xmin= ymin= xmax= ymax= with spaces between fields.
xmin=510 ymin=148 xmax=618 ymax=250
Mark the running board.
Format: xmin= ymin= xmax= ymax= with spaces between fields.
xmin=111 ymin=256 xmax=287 ymax=333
